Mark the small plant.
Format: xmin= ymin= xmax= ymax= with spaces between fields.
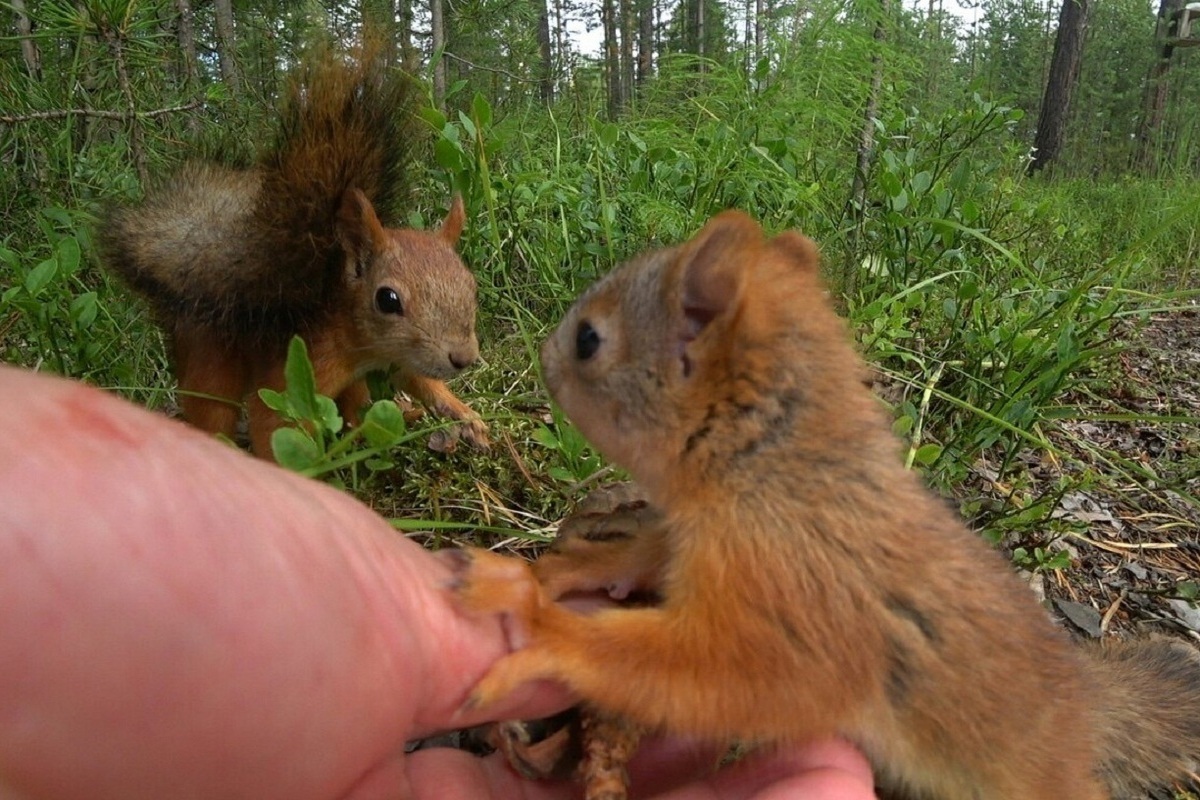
xmin=1011 ymin=544 xmax=1072 ymax=573
xmin=531 ymin=409 xmax=607 ymax=486
xmin=259 ymin=337 xmax=423 ymax=484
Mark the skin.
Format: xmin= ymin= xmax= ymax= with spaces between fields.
xmin=0 ymin=364 xmax=876 ymax=800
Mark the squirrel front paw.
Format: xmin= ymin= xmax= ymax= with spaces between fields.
xmin=535 ymin=483 xmax=666 ymax=601
xmin=444 ymin=547 xmax=540 ymax=649
xmin=444 ymin=548 xmax=563 ymax=709
xmin=427 ymin=409 xmax=490 ymax=453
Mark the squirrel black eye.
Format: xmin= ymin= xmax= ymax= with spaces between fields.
xmin=576 ymin=321 xmax=601 ymax=361
xmin=375 ymin=287 xmax=404 ymax=315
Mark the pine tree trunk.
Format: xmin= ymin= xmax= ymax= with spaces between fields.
xmin=637 ymin=0 xmax=653 ymax=85
xmin=620 ymin=0 xmax=635 ymax=106
xmin=844 ymin=0 xmax=889 ymax=300
xmin=1135 ymin=0 xmax=1183 ymax=174
xmin=399 ymin=0 xmax=416 ymax=65
xmin=11 ymin=0 xmax=41 ymax=80
xmin=602 ymin=0 xmax=621 ymax=116
xmin=213 ymin=0 xmax=240 ymax=94
xmin=174 ymin=0 xmax=198 ymax=88
xmin=755 ymin=0 xmax=764 ymax=64
xmin=537 ymin=0 xmax=554 ymax=103
xmin=1027 ymin=0 xmax=1090 ymax=175
xmin=431 ymin=0 xmax=447 ymax=109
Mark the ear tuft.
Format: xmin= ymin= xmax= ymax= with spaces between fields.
xmin=440 ymin=194 xmax=466 ymax=245
xmin=336 ymin=188 xmax=388 ymax=270
xmin=679 ymin=211 xmax=762 ymax=336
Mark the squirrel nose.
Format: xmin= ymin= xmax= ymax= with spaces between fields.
xmin=449 ymin=351 xmax=475 ymax=371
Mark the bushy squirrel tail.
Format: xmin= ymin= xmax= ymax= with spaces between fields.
xmin=1084 ymin=637 xmax=1200 ymax=798
xmin=99 ymin=37 xmax=422 ymax=336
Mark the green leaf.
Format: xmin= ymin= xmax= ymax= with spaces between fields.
xmin=283 ymin=337 xmax=319 ymax=420
xmin=458 ymin=111 xmax=477 ymax=140
xmin=56 ymin=237 xmax=81 ymax=276
xmin=548 ymin=465 xmax=576 ymax=482
xmin=434 ymin=138 xmax=466 ymax=172
xmin=25 ymin=258 xmax=58 ymax=295
xmin=472 ymin=92 xmax=492 ymax=129
xmin=913 ymin=443 xmax=942 ymax=466
xmin=880 ymin=171 xmax=902 ymax=198
xmin=531 ymin=425 xmax=561 ymax=450
xmin=69 ymin=291 xmax=98 ymax=327
xmin=258 ymin=388 xmax=289 ymax=414
xmin=316 ymin=395 xmax=343 ymax=434
xmin=271 ymin=427 xmax=321 ymax=471
xmin=361 ymin=400 xmax=407 ymax=447
xmin=598 ymin=123 xmax=619 ymax=148
xmin=420 ymin=106 xmax=447 ymax=129
xmin=892 ymin=415 xmax=914 ymax=436
xmin=910 ymin=171 xmax=933 ymax=195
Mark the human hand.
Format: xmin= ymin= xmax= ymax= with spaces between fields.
xmin=0 ymin=365 xmax=876 ymax=800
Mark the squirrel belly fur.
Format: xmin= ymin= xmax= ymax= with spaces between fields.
xmin=453 ymin=211 xmax=1200 ymax=799
xmin=99 ymin=41 xmax=487 ymax=457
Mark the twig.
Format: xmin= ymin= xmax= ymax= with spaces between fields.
xmin=0 ymin=101 xmax=203 ymax=125
xmin=443 ymin=51 xmax=543 ymax=84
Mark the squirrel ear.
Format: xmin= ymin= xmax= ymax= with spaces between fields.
xmin=769 ymin=230 xmax=820 ymax=274
xmin=439 ymin=194 xmax=466 ymax=245
xmin=678 ymin=210 xmax=760 ymax=335
xmin=337 ymin=189 xmax=388 ymax=272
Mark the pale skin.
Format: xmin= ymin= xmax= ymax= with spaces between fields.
xmin=0 ymin=365 xmax=876 ymax=800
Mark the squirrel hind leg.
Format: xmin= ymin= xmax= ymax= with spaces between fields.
xmin=171 ymin=327 xmax=249 ymax=442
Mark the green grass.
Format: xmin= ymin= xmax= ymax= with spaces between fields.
xmin=2 ymin=56 xmax=1199 ymax=556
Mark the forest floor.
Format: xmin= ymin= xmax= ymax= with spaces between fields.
xmin=1001 ymin=307 xmax=1200 ymax=645
xmin=983 ymin=306 xmax=1200 ymax=800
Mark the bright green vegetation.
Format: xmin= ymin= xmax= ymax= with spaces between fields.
xmin=1 ymin=4 xmax=1198 ymax=565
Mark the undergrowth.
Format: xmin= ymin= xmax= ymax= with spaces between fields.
xmin=2 ymin=56 xmax=1199 ymax=557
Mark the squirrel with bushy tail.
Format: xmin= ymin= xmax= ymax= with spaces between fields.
xmin=100 ymin=38 xmax=486 ymax=458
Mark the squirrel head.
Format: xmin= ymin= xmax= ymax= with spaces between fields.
xmin=336 ymin=191 xmax=479 ymax=380
xmin=541 ymin=211 xmax=857 ymax=498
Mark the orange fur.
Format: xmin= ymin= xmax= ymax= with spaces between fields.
xmin=453 ymin=212 xmax=1200 ymax=799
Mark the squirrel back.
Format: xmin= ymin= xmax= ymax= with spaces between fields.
xmin=99 ymin=40 xmax=423 ymax=342
xmin=517 ymin=211 xmax=1200 ymax=798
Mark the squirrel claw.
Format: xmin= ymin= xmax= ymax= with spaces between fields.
xmin=425 ymin=416 xmax=489 ymax=454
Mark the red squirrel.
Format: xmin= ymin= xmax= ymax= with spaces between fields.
xmin=452 ymin=211 xmax=1200 ymax=799
xmin=100 ymin=41 xmax=486 ymax=458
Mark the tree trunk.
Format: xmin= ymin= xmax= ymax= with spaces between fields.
xmin=11 ymin=0 xmax=41 ymax=80
xmin=537 ymin=0 xmax=554 ymax=103
xmin=213 ymin=0 xmax=240 ymax=94
xmin=399 ymin=0 xmax=416 ymax=65
xmin=1135 ymin=0 xmax=1183 ymax=173
xmin=755 ymin=0 xmax=764 ymax=64
xmin=744 ymin=0 xmax=753 ymax=71
xmin=1027 ymin=0 xmax=1090 ymax=174
xmin=602 ymin=0 xmax=621 ymax=116
xmin=174 ymin=0 xmax=198 ymax=88
xmin=844 ymin=0 xmax=889 ymax=300
xmin=431 ymin=0 xmax=447 ymax=109
xmin=637 ymin=0 xmax=653 ymax=85
xmin=620 ymin=0 xmax=635 ymax=106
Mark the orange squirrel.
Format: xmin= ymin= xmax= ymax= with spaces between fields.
xmin=99 ymin=42 xmax=486 ymax=458
xmin=452 ymin=212 xmax=1200 ymax=799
